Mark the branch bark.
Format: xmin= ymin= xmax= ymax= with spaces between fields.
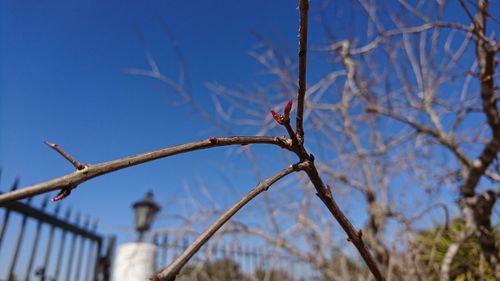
xmin=457 ymin=0 xmax=500 ymax=275
xmin=295 ymin=0 xmax=309 ymax=143
xmin=0 ymin=136 xmax=292 ymax=205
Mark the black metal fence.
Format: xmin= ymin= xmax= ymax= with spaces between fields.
xmin=152 ymin=234 xmax=316 ymax=280
xmin=0 ymin=181 xmax=114 ymax=281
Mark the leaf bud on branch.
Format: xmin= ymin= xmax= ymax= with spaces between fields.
xmin=271 ymin=100 xmax=293 ymax=125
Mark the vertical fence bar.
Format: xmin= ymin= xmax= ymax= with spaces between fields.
xmin=152 ymin=233 xmax=159 ymax=271
xmin=0 ymin=204 xmax=11 ymax=253
xmin=84 ymin=241 xmax=95 ymax=281
xmin=84 ymin=220 xmax=98 ymax=281
xmin=8 ymin=196 xmax=33 ymax=281
xmin=101 ymin=236 xmax=116 ymax=281
xmin=41 ymin=203 xmax=60 ymax=281
xmin=73 ymin=216 xmax=89 ymax=281
xmin=161 ymin=234 xmax=168 ymax=268
xmin=0 ymin=180 xmax=19 ymax=253
xmin=231 ymin=243 xmax=237 ymax=263
xmin=65 ymin=213 xmax=81 ymax=281
xmin=93 ymin=232 xmax=102 ymax=281
xmin=24 ymin=196 xmax=50 ymax=281
xmin=54 ymin=208 xmax=71 ymax=280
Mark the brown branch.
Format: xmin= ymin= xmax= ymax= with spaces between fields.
xmin=303 ymin=161 xmax=386 ymax=281
xmin=288 ymin=7 xmax=392 ymax=276
xmin=295 ymin=0 xmax=309 ymax=144
xmin=277 ymin=108 xmax=384 ymax=280
xmin=454 ymin=1 xmax=500 ymax=276
xmin=0 ymin=136 xmax=292 ymax=205
xmin=153 ymin=162 xmax=307 ymax=281
xmin=44 ymin=141 xmax=86 ymax=170
xmin=460 ymin=0 xmax=500 ymax=196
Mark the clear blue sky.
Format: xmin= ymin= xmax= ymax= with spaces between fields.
xmin=0 ymin=0 xmax=324 ymax=244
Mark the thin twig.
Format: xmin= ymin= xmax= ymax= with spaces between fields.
xmin=295 ymin=0 xmax=309 ymax=144
xmin=153 ymin=162 xmax=308 ymax=281
xmin=44 ymin=141 xmax=86 ymax=170
xmin=0 ymin=136 xmax=292 ymax=204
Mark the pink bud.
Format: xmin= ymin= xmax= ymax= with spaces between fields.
xmin=271 ymin=110 xmax=283 ymax=124
xmin=284 ymin=100 xmax=293 ymax=116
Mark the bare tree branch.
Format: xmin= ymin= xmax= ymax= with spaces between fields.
xmin=295 ymin=0 xmax=309 ymax=143
xmin=152 ymin=162 xmax=308 ymax=281
xmin=0 ymin=136 xmax=292 ymax=204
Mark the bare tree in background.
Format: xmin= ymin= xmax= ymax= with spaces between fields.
xmin=318 ymin=1 xmax=499 ymax=279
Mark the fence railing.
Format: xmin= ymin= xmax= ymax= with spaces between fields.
xmin=152 ymin=234 xmax=316 ymax=281
xmin=0 ymin=181 xmax=114 ymax=281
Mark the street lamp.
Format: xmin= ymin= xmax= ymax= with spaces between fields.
xmin=132 ymin=191 xmax=160 ymax=241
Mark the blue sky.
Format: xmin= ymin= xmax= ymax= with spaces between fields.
xmin=0 ymin=0 xmax=317 ymax=246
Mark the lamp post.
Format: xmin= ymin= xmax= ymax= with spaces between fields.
xmin=113 ymin=192 xmax=161 ymax=281
xmin=132 ymin=191 xmax=160 ymax=242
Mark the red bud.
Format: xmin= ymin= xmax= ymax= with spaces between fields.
xmin=284 ymin=100 xmax=293 ymax=116
xmin=271 ymin=110 xmax=283 ymax=124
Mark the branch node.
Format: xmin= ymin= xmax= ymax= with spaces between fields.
xmin=309 ymin=153 xmax=315 ymax=162
xmin=325 ymin=184 xmax=333 ymax=198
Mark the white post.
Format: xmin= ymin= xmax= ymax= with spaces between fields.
xmin=113 ymin=242 xmax=157 ymax=281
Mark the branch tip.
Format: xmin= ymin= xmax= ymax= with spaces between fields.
xmin=44 ymin=141 xmax=86 ymax=170
xmin=284 ymin=100 xmax=293 ymax=117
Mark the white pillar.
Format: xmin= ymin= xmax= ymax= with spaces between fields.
xmin=113 ymin=242 xmax=157 ymax=281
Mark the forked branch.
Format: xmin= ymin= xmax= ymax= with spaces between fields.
xmin=270 ymin=1 xmax=385 ymax=279
xmin=152 ymin=162 xmax=308 ymax=281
